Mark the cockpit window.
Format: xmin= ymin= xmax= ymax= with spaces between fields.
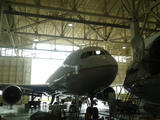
xmin=86 ymin=51 xmax=93 ymax=57
xmin=80 ymin=50 xmax=109 ymax=59
xmin=80 ymin=51 xmax=93 ymax=59
xmin=80 ymin=52 xmax=87 ymax=59
xmin=104 ymin=51 xmax=110 ymax=55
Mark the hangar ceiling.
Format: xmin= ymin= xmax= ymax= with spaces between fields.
xmin=0 ymin=0 xmax=160 ymax=58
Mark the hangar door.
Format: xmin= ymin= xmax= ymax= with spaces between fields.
xmin=0 ymin=57 xmax=32 ymax=104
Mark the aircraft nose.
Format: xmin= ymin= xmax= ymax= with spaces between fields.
xmin=97 ymin=56 xmax=117 ymax=66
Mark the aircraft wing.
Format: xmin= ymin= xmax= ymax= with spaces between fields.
xmin=0 ymin=83 xmax=56 ymax=105
xmin=18 ymin=84 xmax=51 ymax=92
xmin=0 ymin=83 xmax=52 ymax=94
xmin=0 ymin=83 xmax=49 ymax=90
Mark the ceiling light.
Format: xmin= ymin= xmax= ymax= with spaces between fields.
xmin=122 ymin=46 xmax=126 ymax=49
xmin=68 ymin=23 xmax=73 ymax=26
xmin=82 ymin=41 xmax=85 ymax=46
xmin=82 ymin=43 xmax=85 ymax=46
xmin=34 ymin=38 xmax=39 ymax=42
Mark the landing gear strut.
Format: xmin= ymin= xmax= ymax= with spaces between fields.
xmin=49 ymin=95 xmax=55 ymax=105
xmin=27 ymin=92 xmax=42 ymax=109
xmin=86 ymin=94 xmax=99 ymax=119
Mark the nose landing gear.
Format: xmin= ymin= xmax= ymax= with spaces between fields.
xmin=86 ymin=94 xmax=99 ymax=119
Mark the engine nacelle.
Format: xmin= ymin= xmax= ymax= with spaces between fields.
xmin=2 ymin=85 xmax=23 ymax=105
xmin=97 ymin=87 xmax=115 ymax=101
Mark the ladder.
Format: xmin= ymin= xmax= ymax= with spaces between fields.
xmin=116 ymin=87 xmax=142 ymax=120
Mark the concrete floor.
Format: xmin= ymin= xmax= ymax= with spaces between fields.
xmin=0 ymin=105 xmax=28 ymax=120
xmin=0 ymin=105 xmax=45 ymax=120
xmin=0 ymin=103 xmax=157 ymax=120
xmin=0 ymin=103 xmax=110 ymax=120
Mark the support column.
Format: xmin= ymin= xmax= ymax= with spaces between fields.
xmin=130 ymin=21 xmax=144 ymax=67
xmin=130 ymin=21 xmax=140 ymax=39
xmin=0 ymin=0 xmax=5 ymax=38
xmin=130 ymin=21 xmax=140 ymax=60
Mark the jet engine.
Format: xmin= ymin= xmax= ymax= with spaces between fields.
xmin=2 ymin=85 xmax=23 ymax=105
xmin=97 ymin=87 xmax=115 ymax=101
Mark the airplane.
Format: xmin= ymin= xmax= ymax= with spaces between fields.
xmin=0 ymin=46 xmax=118 ymax=118
xmin=123 ymin=32 xmax=160 ymax=115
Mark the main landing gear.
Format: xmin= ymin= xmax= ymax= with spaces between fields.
xmin=49 ymin=95 xmax=55 ymax=105
xmin=86 ymin=94 xmax=99 ymax=119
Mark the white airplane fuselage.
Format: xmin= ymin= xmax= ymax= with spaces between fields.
xmin=46 ymin=47 xmax=118 ymax=95
xmin=0 ymin=46 xmax=118 ymax=105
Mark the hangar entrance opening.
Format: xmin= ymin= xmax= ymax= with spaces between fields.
xmin=31 ymin=59 xmax=63 ymax=84
xmin=31 ymin=44 xmax=79 ymax=84
xmin=30 ymin=44 xmax=78 ymax=102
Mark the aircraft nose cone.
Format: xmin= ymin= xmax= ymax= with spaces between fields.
xmin=97 ymin=57 xmax=108 ymax=66
xmin=97 ymin=56 xmax=117 ymax=66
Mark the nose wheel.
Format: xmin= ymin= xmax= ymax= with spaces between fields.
xmin=86 ymin=107 xmax=99 ymax=119
xmin=86 ymin=94 xmax=99 ymax=119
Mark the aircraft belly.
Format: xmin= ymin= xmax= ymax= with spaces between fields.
xmin=55 ymin=65 xmax=118 ymax=95
xmin=129 ymin=75 xmax=160 ymax=105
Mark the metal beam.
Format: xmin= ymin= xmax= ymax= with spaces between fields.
xmin=17 ymin=38 xmax=80 ymax=48
xmin=5 ymin=1 xmax=130 ymax=21
xmin=0 ymin=45 xmax=73 ymax=53
xmin=99 ymin=29 xmax=125 ymax=46
xmin=64 ymin=39 xmax=80 ymax=47
xmin=77 ymin=15 xmax=105 ymax=40
xmin=14 ymin=31 xmax=131 ymax=47
xmin=0 ymin=0 xmax=5 ymax=38
xmin=4 ymin=10 xmax=159 ymax=33
xmin=4 ymin=15 xmax=19 ymax=56
xmin=120 ymin=0 xmax=134 ymax=19
xmin=136 ymin=0 xmax=160 ymax=20
xmin=4 ymin=15 xmax=16 ymax=48
xmin=3 ymin=10 xmax=130 ymax=29
xmin=14 ymin=32 xmax=104 ymax=42
xmin=0 ymin=46 xmax=73 ymax=60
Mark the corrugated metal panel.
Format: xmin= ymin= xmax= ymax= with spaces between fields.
xmin=0 ymin=57 xmax=32 ymax=104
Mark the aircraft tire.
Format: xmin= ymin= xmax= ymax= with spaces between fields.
xmin=92 ymin=107 xmax=99 ymax=118
xmin=86 ymin=107 xmax=92 ymax=114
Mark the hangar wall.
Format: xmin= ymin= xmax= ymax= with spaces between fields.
xmin=112 ymin=62 xmax=129 ymax=85
xmin=111 ymin=62 xmax=129 ymax=99
xmin=0 ymin=57 xmax=32 ymax=104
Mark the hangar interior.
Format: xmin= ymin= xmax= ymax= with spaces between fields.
xmin=0 ymin=0 xmax=160 ymax=119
